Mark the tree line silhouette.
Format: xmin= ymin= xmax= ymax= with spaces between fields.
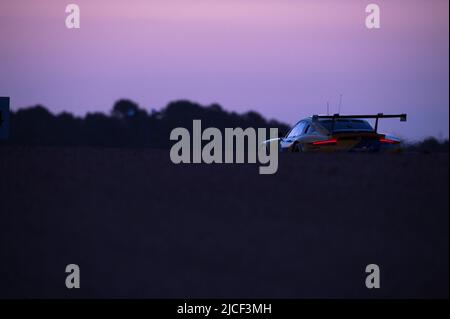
xmin=0 ymin=99 xmax=290 ymax=149
xmin=1 ymin=98 xmax=447 ymax=152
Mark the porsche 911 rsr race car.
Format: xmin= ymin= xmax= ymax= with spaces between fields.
xmin=263 ymin=113 xmax=407 ymax=153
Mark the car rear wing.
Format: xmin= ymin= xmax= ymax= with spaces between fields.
xmin=311 ymin=113 xmax=407 ymax=133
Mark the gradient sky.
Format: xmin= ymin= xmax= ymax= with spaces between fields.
xmin=0 ymin=0 xmax=448 ymax=140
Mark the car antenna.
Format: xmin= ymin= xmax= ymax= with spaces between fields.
xmin=338 ymin=94 xmax=343 ymax=114
xmin=326 ymin=101 xmax=330 ymax=115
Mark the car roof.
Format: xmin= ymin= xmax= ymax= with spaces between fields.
xmin=291 ymin=117 xmax=370 ymax=129
xmin=306 ymin=116 xmax=369 ymax=122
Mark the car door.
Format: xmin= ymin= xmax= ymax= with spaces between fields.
xmin=297 ymin=121 xmax=324 ymax=144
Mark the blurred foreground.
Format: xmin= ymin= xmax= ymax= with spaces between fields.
xmin=0 ymin=147 xmax=448 ymax=298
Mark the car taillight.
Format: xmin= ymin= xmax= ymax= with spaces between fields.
xmin=311 ymin=138 xmax=337 ymax=145
xmin=379 ymin=137 xmax=399 ymax=144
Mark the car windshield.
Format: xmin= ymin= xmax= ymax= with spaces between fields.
xmin=319 ymin=119 xmax=374 ymax=132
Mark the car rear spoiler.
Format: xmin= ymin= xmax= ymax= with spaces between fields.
xmin=311 ymin=113 xmax=407 ymax=133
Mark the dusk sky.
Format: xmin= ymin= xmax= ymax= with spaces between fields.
xmin=0 ymin=0 xmax=448 ymax=140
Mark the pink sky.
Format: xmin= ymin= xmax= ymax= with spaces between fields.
xmin=0 ymin=0 xmax=448 ymax=140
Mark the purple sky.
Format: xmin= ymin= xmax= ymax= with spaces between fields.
xmin=0 ymin=0 xmax=448 ymax=140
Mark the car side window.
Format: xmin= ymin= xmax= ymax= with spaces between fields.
xmin=287 ymin=121 xmax=306 ymax=138
xmin=297 ymin=121 xmax=306 ymax=136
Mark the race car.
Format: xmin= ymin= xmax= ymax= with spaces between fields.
xmin=263 ymin=113 xmax=407 ymax=152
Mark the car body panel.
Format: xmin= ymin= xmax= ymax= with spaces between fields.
xmin=262 ymin=114 xmax=406 ymax=153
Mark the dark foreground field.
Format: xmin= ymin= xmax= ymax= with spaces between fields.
xmin=0 ymin=147 xmax=448 ymax=298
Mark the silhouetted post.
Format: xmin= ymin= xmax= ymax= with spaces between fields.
xmin=0 ymin=97 xmax=10 ymax=139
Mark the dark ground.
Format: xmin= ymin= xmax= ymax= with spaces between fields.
xmin=0 ymin=147 xmax=448 ymax=298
